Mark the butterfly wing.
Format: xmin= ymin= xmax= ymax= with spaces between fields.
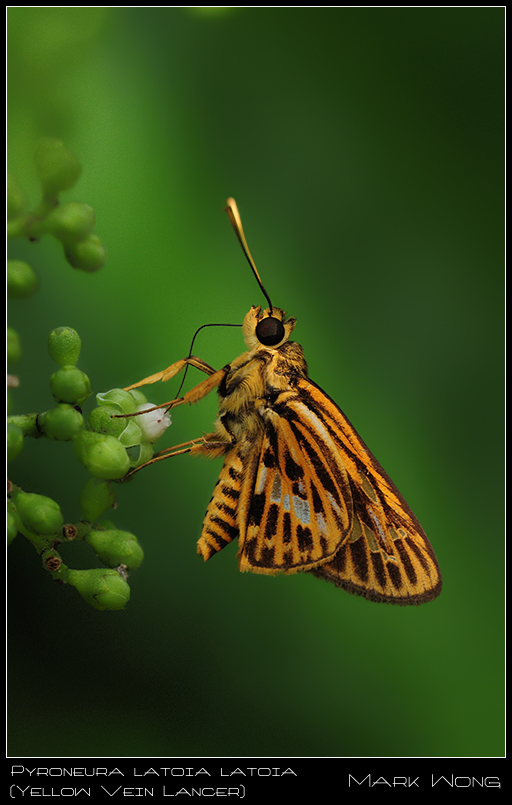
xmin=236 ymin=395 xmax=354 ymax=574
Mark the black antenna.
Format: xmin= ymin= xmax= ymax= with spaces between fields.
xmin=186 ymin=322 xmax=241 ymax=359
xmin=225 ymin=198 xmax=274 ymax=314
xmin=175 ymin=322 xmax=241 ymax=398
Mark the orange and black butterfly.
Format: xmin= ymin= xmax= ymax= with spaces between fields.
xmin=124 ymin=199 xmax=442 ymax=605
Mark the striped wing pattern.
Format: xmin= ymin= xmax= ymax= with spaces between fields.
xmin=293 ymin=378 xmax=442 ymax=604
xmin=236 ymin=398 xmax=352 ymax=573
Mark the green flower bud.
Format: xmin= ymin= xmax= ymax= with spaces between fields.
xmin=7 ymin=423 xmax=24 ymax=462
xmin=7 ymin=260 xmax=38 ymax=299
xmin=7 ymin=173 xmax=25 ymax=220
xmin=87 ymin=405 xmax=126 ymax=438
xmin=128 ymin=388 xmax=149 ymax=407
xmin=50 ymin=365 xmax=91 ymax=404
xmin=96 ymin=389 xmax=138 ymax=415
xmin=45 ymin=202 xmax=95 ymax=245
xmin=80 ymin=478 xmax=116 ymax=522
xmin=66 ymin=568 xmax=130 ymax=611
xmin=86 ymin=528 xmax=144 ymax=570
xmin=7 ymin=508 xmax=18 ymax=545
xmin=65 ymin=233 xmax=105 ymax=272
xmin=39 ymin=404 xmax=84 ymax=440
xmin=34 ymin=138 xmax=82 ymax=197
xmin=48 ymin=326 xmax=81 ymax=367
xmin=13 ymin=491 xmax=64 ymax=536
xmin=7 ymin=327 xmax=22 ymax=365
xmin=74 ymin=431 xmax=130 ymax=480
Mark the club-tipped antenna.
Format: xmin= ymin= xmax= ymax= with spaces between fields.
xmin=225 ymin=198 xmax=273 ymax=314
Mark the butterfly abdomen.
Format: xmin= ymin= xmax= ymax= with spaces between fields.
xmin=197 ymin=451 xmax=243 ymax=562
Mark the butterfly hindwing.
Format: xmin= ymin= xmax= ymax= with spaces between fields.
xmin=235 ymin=408 xmax=352 ymax=573
xmin=236 ymin=387 xmax=354 ymax=574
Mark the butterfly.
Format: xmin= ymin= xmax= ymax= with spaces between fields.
xmin=123 ymin=198 xmax=442 ymax=605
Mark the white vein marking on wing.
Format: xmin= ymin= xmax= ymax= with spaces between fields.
xmin=292 ymin=496 xmax=310 ymax=525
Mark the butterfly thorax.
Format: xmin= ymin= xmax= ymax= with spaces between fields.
xmin=215 ymin=338 xmax=309 ymax=455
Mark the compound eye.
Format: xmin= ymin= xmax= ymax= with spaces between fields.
xmin=256 ymin=316 xmax=285 ymax=346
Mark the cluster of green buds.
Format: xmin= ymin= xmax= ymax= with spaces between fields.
xmin=8 ymin=138 xmax=107 ymax=412
xmin=7 ymin=485 xmax=139 ymax=610
xmin=82 ymin=388 xmax=171 ymax=479
xmin=7 ymin=142 xmax=168 ymax=611
xmin=7 ymin=326 xmax=171 ymax=611
xmin=7 ymin=138 xmax=105 ymax=272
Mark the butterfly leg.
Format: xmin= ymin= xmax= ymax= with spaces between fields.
xmin=121 ymin=359 xmax=228 ymax=415
xmin=120 ymin=364 xmax=230 ymax=477
xmin=123 ymin=433 xmax=230 ymax=478
xmin=124 ymin=356 xmax=217 ymax=391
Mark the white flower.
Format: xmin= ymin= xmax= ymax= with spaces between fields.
xmin=135 ymin=403 xmax=171 ymax=443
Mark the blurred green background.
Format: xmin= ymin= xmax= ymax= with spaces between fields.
xmin=8 ymin=8 xmax=504 ymax=758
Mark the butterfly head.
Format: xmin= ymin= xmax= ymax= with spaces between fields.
xmin=243 ymin=305 xmax=297 ymax=351
xmin=225 ymin=199 xmax=297 ymax=351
